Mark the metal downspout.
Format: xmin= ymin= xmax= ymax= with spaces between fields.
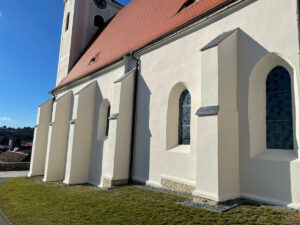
xmin=128 ymin=55 xmax=139 ymax=183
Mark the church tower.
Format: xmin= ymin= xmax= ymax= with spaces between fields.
xmin=56 ymin=0 xmax=123 ymax=85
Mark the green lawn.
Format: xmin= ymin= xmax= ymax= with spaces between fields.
xmin=0 ymin=178 xmax=299 ymax=225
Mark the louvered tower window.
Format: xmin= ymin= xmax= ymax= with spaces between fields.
xmin=94 ymin=15 xmax=104 ymax=28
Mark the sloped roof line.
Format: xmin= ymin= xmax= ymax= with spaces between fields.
xmin=56 ymin=0 xmax=240 ymax=90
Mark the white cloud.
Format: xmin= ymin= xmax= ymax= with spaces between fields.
xmin=0 ymin=117 xmax=12 ymax=121
xmin=0 ymin=12 xmax=2 ymax=17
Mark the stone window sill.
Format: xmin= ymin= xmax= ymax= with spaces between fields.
xmin=252 ymin=149 xmax=298 ymax=162
xmin=168 ymin=145 xmax=191 ymax=154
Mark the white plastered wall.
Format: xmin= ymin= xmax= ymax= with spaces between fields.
xmin=53 ymin=62 xmax=135 ymax=186
xmin=243 ymin=52 xmax=300 ymax=207
xmin=56 ymin=0 xmax=75 ymax=85
xmin=218 ymin=32 xmax=240 ymax=200
xmin=63 ymin=82 xmax=98 ymax=184
xmin=59 ymin=65 xmax=125 ymax=185
xmin=194 ymin=46 xmax=219 ymax=199
xmin=132 ymin=27 xmax=202 ymax=187
xmin=193 ymin=32 xmax=239 ymax=202
xmin=111 ymin=71 xmax=135 ymax=181
xmin=88 ymin=98 xmax=110 ymax=185
xmin=132 ymin=0 xmax=300 ymax=207
xmin=29 ymin=99 xmax=53 ymax=177
xmin=88 ymin=67 xmax=135 ymax=186
xmin=43 ymin=91 xmax=73 ymax=182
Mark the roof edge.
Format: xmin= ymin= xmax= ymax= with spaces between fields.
xmin=50 ymin=57 xmax=123 ymax=94
xmin=52 ymin=0 xmax=243 ymax=93
xmin=132 ymin=0 xmax=243 ymax=56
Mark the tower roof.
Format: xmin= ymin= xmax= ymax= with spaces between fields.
xmin=59 ymin=0 xmax=233 ymax=87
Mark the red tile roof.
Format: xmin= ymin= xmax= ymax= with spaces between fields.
xmin=59 ymin=0 xmax=230 ymax=87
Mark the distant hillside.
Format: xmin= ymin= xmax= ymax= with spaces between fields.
xmin=0 ymin=127 xmax=34 ymax=145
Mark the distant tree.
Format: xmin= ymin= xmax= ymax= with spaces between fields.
xmin=0 ymin=127 xmax=34 ymax=144
xmin=1 ymin=137 xmax=9 ymax=145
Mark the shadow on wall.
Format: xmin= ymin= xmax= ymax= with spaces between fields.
xmin=238 ymin=29 xmax=296 ymax=204
xmin=88 ymin=84 xmax=104 ymax=186
xmin=132 ymin=63 xmax=152 ymax=183
xmin=138 ymin=0 xmax=257 ymax=57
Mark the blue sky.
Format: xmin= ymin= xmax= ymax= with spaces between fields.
xmin=117 ymin=0 xmax=131 ymax=5
xmin=0 ymin=0 xmax=131 ymax=128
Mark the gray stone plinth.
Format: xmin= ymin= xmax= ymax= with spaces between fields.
xmin=102 ymin=178 xmax=128 ymax=188
xmin=193 ymin=196 xmax=218 ymax=205
xmin=161 ymin=178 xmax=195 ymax=194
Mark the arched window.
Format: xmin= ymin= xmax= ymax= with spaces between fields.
xmin=105 ymin=105 xmax=111 ymax=136
xmin=98 ymin=100 xmax=110 ymax=138
xmin=178 ymin=90 xmax=191 ymax=145
xmin=266 ymin=66 xmax=293 ymax=150
xmin=94 ymin=15 xmax=104 ymax=28
xmin=65 ymin=12 xmax=70 ymax=31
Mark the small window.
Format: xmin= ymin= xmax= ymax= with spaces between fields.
xmin=177 ymin=0 xmax=196 ymax=13
xmin=89 ymin=57 xmax=97 ymax=65
xmin=94 ymin=15 xmax=104 ymax=28
xmin=178 ymin=90 xmax=191 ymax=145
xmin=266 ymin=66 xmax=294 ymax=150
xmin=89 ymin=53 xmax=100 ymax=65
xmin=65 ymin=12 xmax=70 ymax=31
xmin=98 ymin=99 xmax=110 ymax=138
xmin=106 ymin=105 xmax=111 ymax=136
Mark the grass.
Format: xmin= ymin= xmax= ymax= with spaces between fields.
xmin=0 ymin=178 xmax=299 ymax=225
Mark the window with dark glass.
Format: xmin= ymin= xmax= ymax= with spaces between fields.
xmin=266 ymin=66 xmax=294 ymax=150
xmin=106 ymin=106 xmax=111 ymax=137
xmin=65 ymin=13 xmax=70 ymax=31
xmin=178 ymin=90 xmax=191 ymax=145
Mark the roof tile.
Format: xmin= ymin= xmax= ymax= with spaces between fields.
xmin=60 ymin=0 xmax=229 ymax=87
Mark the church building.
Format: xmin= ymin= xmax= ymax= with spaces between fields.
xmin=29 ymin=0 xmax=300 ymax=209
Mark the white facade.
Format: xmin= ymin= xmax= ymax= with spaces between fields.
xmin=30 ymin=0 xmax=300 ymax=209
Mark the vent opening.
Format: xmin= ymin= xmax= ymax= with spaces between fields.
xmin=94 ymin=15 xmax=105 ymax=28
xmin=177 ymin=0 xmax=196 ymax=13
xmin=89 ymin=53 xmax=100 ymax=65
xmin=89 ymin=58 xmax=97 ymax=65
